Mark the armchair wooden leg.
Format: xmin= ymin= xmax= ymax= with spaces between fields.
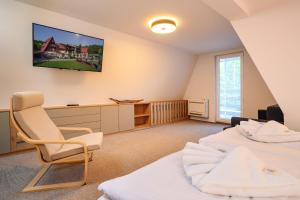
xmin=83 ymin=150 xmax=88 ymax=184
xmin=22 ymin=159 xmax=88 ymax=192
xmin=89 ymin=152 xmax=94 ymax=162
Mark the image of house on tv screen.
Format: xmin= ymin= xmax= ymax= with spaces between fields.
xmin=33 ymin=24 xmax=104 ymax=72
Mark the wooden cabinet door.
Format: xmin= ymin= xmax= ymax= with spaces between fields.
xmin=101 ymin=105 xmax=119 ymax=134
xmin=119 ymin=104 xmax=134 ymax=131
xmin=47 ymin=106 xmax=101 ymax=138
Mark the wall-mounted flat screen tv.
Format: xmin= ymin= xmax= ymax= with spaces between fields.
xmin=33 ymin=23 xmax=104 ymax=72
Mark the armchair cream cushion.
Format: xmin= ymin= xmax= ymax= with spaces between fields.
xmin=12 ymin=91 xmax=103 ymax=162
xmin=14 ymin=106 xmax=65 ymax=161
xmin=51 ymin=132 xmax=103 ymax=160
xmin=12 ymin=91 xmax=44 ymax=111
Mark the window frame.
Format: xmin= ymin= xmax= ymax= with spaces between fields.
xmin=215 ymin=52 xmax=244 ymax=123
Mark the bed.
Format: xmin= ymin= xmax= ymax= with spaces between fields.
xmin=98 ymin=127 xmax=300 ymax=200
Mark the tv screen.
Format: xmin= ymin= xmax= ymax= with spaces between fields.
xmin=32 ymin=23 xmax=104 ymax=72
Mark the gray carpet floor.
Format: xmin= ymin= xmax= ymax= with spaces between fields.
xmin=0 ymin=120 xmax=224 ymax=200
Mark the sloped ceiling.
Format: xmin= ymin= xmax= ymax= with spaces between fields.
xmin=16 ymin=0 xmax=242 ymax=54
xmin=202 ymin=0 xmax=287 ymax=20
xmin=233 ymin=0 xmax=287 ymax=15
xmin=202 ymin=0 xmax=300 ymax=130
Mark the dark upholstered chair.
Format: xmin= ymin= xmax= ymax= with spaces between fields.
xmin=223 ymin=105 xmax=284 ymax=130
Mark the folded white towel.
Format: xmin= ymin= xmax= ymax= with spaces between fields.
xmin=239 ymin=120 xmax=300 ymax=143
xmin=256 ymin=120 xmax=289 ymax=135
xmin=183 ymin=164 xmax=215 ymax=176
xmin=182 ymin=155 xmax=221 ymax=165
xmin=185 ymin=142 xmax=224 ymax=155
xmin=182 ymin=142 xmax=225 ymax=187
xmin=182 ymin=143 xmax=225 ymax=166
xmin=240 ymin=119 xmax=263 ymax=127
xmin=198 ymin=140 xmax=235 ymax=153
xmin=198 ymin=146 xmax=300 ymax=198
xmin=249 ymin=133 xmax=300 ymax=143
xmin=182 ymin=149 xmax=224 ymax=158
xmin=237 ymin=119 xmax=264 ymax=136
xmin=182 ymin=142 xmax=300 ymax=198
xmin=191 ymin=173 xmax=207 ymax=186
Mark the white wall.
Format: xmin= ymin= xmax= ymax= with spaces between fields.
xmin=231 ymin=0 xmax=300 ymax=130
xmin=184 ymin=49 xmax=276 ymax=122
xmin=0 ymin=0 xmax=197 ymax=108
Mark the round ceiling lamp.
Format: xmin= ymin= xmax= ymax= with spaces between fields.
xmin=150 ymin=18 xmax=177 ymax=34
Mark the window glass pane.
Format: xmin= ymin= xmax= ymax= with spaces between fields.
xmin=218 ymin=55 xmax=241 ymax=120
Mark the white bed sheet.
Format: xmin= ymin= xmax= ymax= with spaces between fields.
xmin=98 ymin=127 xmax=300 ymax=200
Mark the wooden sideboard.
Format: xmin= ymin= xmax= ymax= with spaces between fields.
xmin=0 ymin=100 xmax=188 ymax=155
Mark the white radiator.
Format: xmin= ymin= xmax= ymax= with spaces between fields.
xmin=188 ymin=99 xmax=209 ymax=119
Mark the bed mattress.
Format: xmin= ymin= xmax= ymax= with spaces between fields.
xmin=98 ymin=127 xmax=300 ymax=200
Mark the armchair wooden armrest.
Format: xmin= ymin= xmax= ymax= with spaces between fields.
xmin=17 ymin=132 xmax=88 ymax=158
xmin=58 ymin=127 xmax=93 ymax=134
xmin=22 ymin=137 xmax=88 ymax=148
xmin=16 ymin=133 xmax=91 ymax=192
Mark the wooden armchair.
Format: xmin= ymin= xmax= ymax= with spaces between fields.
xmin=10 ymin=91 xmax=103 ymax=192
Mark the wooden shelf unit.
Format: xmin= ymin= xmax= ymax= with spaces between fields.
xmin=134 ymin=103 xmax=151 ymax=129
xmin=134 ymin=113 xmax=150 ymax=118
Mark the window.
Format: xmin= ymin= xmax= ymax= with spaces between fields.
xmin=216 ymin=53 xmax=243 ymax=122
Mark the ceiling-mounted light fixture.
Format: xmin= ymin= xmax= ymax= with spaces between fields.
xmin=149 ymin=18 xmax=177 ymax=34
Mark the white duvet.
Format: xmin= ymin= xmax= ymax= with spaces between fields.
xmin=98 ymin=127 xmax=300 ymax=200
